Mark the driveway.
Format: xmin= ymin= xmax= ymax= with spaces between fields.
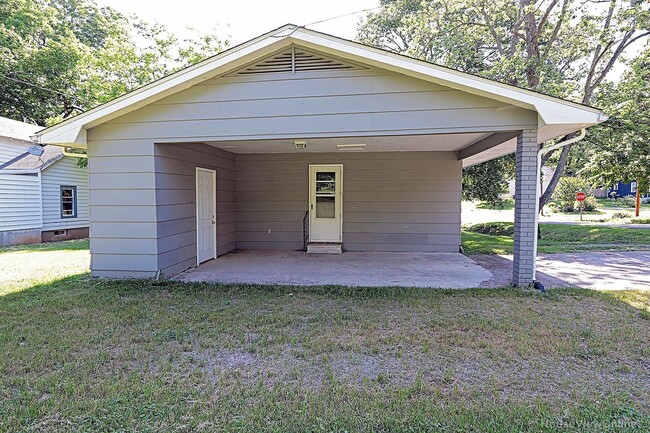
xmin=472 ymin=251 xmax=650 ymax=290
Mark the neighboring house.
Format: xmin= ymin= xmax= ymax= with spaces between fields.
xmin=608 ymin=181 xmax=638 ymax=198
xmin=33 ymin=25 xmax=605 ymax=286
xmin=0 ymin=117 xmax=89 ymax=246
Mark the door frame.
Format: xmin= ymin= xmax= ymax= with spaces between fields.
xmin=195 ymin=167 xmax=217 ymax=265
xmin=309 ymin=164 xmax=343 ymax=243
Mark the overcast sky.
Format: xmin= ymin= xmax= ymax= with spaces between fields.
xmin=96 ymin=0 xmax=381 ymax=44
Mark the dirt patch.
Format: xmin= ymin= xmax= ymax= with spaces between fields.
xmin=469 ymin=254 xmax=576 ymax=288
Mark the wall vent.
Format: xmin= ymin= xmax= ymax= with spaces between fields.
xmin=230 ymin=46 xmax=365 ymax=76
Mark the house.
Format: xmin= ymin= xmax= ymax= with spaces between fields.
xmin=32 ymin=25 xmax=606 ymax=286
xmin=608 ymin=180 xmax=639 ymax=198
xmin=0 ymin=117 xmax=89 ymax=246
xmin=508 ymin=166 xmax=555 ymax=198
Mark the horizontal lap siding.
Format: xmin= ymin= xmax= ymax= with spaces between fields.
xmin=87 ymin=137 xmax=159 ymax=277
xmin=0 ymin=173 xmax=42 ymax=231
xmin=154 ymin=143 xmax=235 ymax=277
xmin=41 ymin=156 xmax=89 ymax=230
xmin=236 ymin=151 xmax=461 ymax=252
xmin=95 ymin=69 xmax=537 ymax=142
xmin=0 ymin=139 xmax=29 ymax=165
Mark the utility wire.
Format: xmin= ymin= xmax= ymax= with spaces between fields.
xmin=271 ymin=6 xmax=382 ymax=38
xmin=1 ymin=74 xmax=73 ymax=98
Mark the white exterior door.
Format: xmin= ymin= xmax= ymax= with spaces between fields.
xmin=196 ymin=167 xmax=216 ymax=264
xmin=309 ymin=164 xmax=343 ymax=243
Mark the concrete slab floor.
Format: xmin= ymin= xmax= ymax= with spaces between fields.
xmin=174 ymin=250 xmax=493 ymax=289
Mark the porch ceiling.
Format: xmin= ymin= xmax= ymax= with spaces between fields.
xmin=205 ymin=132 xmax=493 ymax=154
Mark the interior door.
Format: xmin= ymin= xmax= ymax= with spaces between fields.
xmin=309 ymin=164 xmax=343 ymax=243
xmin=196 ymin=167 xmax=216 ymax=264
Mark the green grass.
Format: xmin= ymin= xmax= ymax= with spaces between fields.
xmin=476 ymin=197 xmax=515 ymax=210
xmin=0 ymin=238 xmax=89 ymax=254
xmin=462 ymin=223 xmax=650 ymax=254
xmin=596 ymin=197 xmax=650 ymax=209
xmin=1 ymin=241 xmax=649 ymax=431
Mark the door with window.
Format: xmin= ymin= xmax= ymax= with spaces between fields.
xmin=196 ymin=167 xmax=216 ymax=264
xmin=309 ymin=164 xmax=342 ymax=243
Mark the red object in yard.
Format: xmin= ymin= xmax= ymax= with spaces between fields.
xmin=576 ymin=192 xmax=587 ymax=202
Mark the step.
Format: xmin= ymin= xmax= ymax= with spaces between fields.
xmin=306 ymin=243 xmax=342 ymax=254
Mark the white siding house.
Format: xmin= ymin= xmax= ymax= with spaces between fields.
xmin=0 ymin=117 xmax=89 ymax=246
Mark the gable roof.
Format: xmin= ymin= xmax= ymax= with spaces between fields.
xmin=0 ymin=145 xmax=64 ymax=171
xmin=0 ymin=116 xmax=41 ymax=143
xmin=34 ymin=24 xmax=606 ymax=149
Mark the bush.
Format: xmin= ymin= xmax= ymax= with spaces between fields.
xmin=553 ymin=177 xmax=590 ymax=212
xmin=631 ymin=218 xmax=650 ymax=224
xmin=465 ymin=222 xmax=514 ymax=236
xmin=576 ymin=195 xmax=598 ymax=211
xmin=611 ymin=212 xmax=633 ymax=220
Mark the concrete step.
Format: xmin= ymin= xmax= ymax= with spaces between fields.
xmin=306 ymin=243 xmax=342 ymax=254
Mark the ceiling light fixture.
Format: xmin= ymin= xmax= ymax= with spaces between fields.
xmin=294 ymin=140 xmax=307 ymax=150
xmin=336 ymin=144 xmax=366 ymax=151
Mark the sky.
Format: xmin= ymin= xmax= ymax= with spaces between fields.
xmin=96 ymin=0 xmax=381 ymax=44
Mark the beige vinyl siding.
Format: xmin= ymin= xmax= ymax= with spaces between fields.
xmin=0 ymin=138 xmax=29 ymax=165
xmin=0 ymin=172 xmax=42 ymax=231
xmin=86 ymin=137 xmax=159 ymax=278
xmin=236 ymin=151 xmax=461 ymax=252
xmin=154 ymin=143 xmax=236 ymax=277
xmin=95 ymin=68 xmax=537 ymax=143
xmin=41 ymin=156 xmax=89 ymax=231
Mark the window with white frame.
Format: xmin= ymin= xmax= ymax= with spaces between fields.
xmin=61 ymin=186 xmax=77 ymax=218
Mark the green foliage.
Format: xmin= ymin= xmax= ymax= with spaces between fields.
xmin=580 ymin=195 xmax=598 ymax=212
xmin=0 ymin=0 xmax=229 ymax=126
xmin=462 ymin=155 xmax=514 ymax=208
xmin=611 ymin=212 xmax=633 ymax=220
xmin=580 ymin=46 xmax=650 ymax=194
xmin=465 ymin=222 xmax=514 ymax=237
xmin=553 ymin=177 xmax=588 ymax=212
xmin=359 ymin=0 xmax=650 ymax=205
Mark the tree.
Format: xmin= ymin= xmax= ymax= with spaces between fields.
xmin=358 ymin=0 xmax=650 ymax=208
xmin=579 ymin=44 xmax=650 ymax=197
xmin=0 ymin=0 xmax=228 ymax=127
xmin=462 ymin=155 xmax=515 ymax=207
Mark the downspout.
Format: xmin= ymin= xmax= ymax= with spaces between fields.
xmin=532 ymin=128 xmax=586 ymax=283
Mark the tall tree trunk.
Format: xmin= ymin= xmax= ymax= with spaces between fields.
xmin=539 ymin=144 xmax=572 ymax=208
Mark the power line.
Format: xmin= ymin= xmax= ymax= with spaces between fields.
xmin=1 ymin=74 xmax=73 ymax=98
xmin=271 ymin=6 xmax=382 ymax=38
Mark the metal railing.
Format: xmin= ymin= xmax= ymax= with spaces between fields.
xmin=302 ymin=210 xmax=309 ymax=251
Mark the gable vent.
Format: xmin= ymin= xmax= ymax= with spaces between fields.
xmin=231 ymin=46 xmax=365 ymax=76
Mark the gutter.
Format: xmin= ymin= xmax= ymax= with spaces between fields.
xmin=532 ymin=128 xmax=587 ymax=283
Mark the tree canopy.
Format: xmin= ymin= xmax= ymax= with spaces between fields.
xmin=358 ymin=0 xmax=650 ymax=204
xmin=0 ymin=0 xmax=228 ymax=126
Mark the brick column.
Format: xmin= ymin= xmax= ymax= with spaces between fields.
xmin=512 ymin=129 xmax=539 ymax=287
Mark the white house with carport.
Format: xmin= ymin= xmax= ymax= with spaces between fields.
xmin=32 ymin=25 xmax=606 ymax=286
xmin=0 ymin=116 xmax=89 ymax=246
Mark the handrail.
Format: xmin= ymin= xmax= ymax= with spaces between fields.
xmin=302 ymin=210 xmax=309 ymax=251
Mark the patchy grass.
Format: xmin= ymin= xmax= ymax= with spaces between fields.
xmin=1 ymin=275 xmax=649 ymax=432
xmin=462 ymin=223 xmax=650 ymax=254
xmin=597 ymin=198 xmax=650 ymax=209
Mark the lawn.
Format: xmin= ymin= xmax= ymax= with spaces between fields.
xmin=1 ymin=241 xmax=650 ymax=431
xmin=462 ymin=222 xmax=650 ymax=254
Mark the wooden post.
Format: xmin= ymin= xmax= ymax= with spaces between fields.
xmin=636 ymin=188 xmax=641 ymax=218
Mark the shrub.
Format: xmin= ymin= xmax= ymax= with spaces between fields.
xmin=576 ymin=195 xmax=597 ymax=211
xmin=553 ymin=177 xmax=589 ymax=212
xmin=611 ymin=212 xmax=633 ymax=220
xmin=465 ymin=222 xmax=514 ymax=236
xmin=631 ymin=218 xmax=650 ymax=224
